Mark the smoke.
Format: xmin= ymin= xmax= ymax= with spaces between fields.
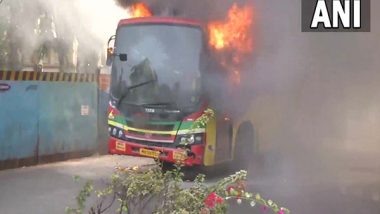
xmin=112 ymin=0 xmax=257 ymax=116
xmin=3 ymin=0 xmax=379 ymax=212
xmin=114 ymin=0 xmax=239 ymax=20
xmin=112 ymin=0 xmax=380 ymax=213
xmin=249 ymin=0 xmax=380 ymax=167
xmin=0 ymin=0 xmax=126 ymax=72
xmin=240 ymin=0 xmax=380 ymax=213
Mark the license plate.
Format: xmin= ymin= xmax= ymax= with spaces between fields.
xmin=173 ymin=151 xmax=187 ymax=161
xmin=116 ymin=141 xmax=126 ymax=151
xmin=140 ymin=148 xmax=160 ymax=159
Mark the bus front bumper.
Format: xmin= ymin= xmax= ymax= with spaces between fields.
xmin=108 ymin=137 xmax=204 ymax=166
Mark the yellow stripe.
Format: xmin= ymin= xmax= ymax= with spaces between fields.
xmin=26 ymin=71 xmax=31 ymax=81
xmin=204 ymin=116 xmax=216 ymax=166
xmin=108 ymin=120 xmax=124 ymax=129
xmin=59 ymin=73 xmax=64 ymax=81
xmin=64 ymin=74 xmax=69 ymax=81
xmin=10 ymin=71 xmax=16 ymax=80
xmin=108 ymin=120 xmax=176 ymax=135
xmin=0 ymin=71 xmax=102 ymax=82
xmin=52 ymin=72 xmax=58 ymax=81
xmin=17 ymin=72 xmax=22 ymax=80
xmin=177 ymin=128 xmax=206 ymax=135
xmin=39 ymin=73 xmax=44 ymax=81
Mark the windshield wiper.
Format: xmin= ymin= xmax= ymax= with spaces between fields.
xmin=128 ymin=79 xmax=156 ymax=90
xmin=117 ymin=79 xmax=156 ymax=108
xmin=141 ymin=102 xmax=177 ymax=108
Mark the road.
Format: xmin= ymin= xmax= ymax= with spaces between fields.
xmin=0 ymin=153 xmax=379 ymax=214
xmin=0 ymin=155 xmax=154 ymax=214
xmin=223 ymin=152 xmax=380 ymax=214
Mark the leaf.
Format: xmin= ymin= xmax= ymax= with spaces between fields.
xmin=255 ymin=194 xmax=261 ymax=200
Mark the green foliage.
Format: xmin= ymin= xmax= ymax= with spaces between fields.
xmin=193 ymin=109 xmax=215 ymax=129
xmin=66 ymin=165 xmax=289 ymax=214
xmin=67 ymin=108 xmax=289 ymax=213
xmin=66 ymin=180 xmax=94 ymax=214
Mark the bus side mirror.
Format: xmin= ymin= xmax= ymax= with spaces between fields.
xmin=119 ymin=54 xmax=128 ymax=62
xmin=106 ymin=47 xmax=114 ymax=66
xmin=106 ymin=35 xmax=116 ymax=66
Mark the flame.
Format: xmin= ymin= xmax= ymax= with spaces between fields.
xmin=129 ymin=3 xmax=152 ymax=18
xmin=208 ymin=4 xmax=253 ymax=52
xmin=208 ymin=4 xmax=254 ymax=84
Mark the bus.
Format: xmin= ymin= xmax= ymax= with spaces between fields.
xmin=107 ymin=17 xmax=254 ymax=170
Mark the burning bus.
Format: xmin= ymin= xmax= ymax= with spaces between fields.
xmin=107 ymin=4 xmax=255 ymax=169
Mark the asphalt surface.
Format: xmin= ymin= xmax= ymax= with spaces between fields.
xmin=0 ymin=154 xmax=379 ymax=214
xmin=0 ymin=155 xmax=154 ymax=214
xmin=210 ymin=152 xmax=380 ymax=214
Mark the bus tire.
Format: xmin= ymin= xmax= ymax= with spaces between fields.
xmin=231 ymin=122 xmax=254 ymax=172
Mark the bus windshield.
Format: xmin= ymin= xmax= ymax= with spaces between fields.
xmin=110 ymin=24 xmax=203 ymax=111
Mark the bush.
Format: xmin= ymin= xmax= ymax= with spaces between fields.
xmin=66 ymin=164 xmax=290 ymax=214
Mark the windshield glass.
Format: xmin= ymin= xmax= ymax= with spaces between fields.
xmin=110 ymin=24 xmax=203 ymax=110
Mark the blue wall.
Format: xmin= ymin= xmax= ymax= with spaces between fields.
xmin=0 ymin=82 xmax=39 ymax=160
xmin=97 ymin=90 xmax=110 ymax=152
xmin=0 ymin=81 xmax=99 ymax=162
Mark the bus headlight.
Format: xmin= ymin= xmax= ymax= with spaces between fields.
xmin=180 ymin=136 xmax=188 ymax=144
xmin=118 ymin=130 xmax=124 ymax=138
xmin=189 ymin=135 xmax=195 ymax=144
xmin=195 ymin=135 xmax=202 ymax=142
xmin=177 ymin=133 xmax=204 ymax=145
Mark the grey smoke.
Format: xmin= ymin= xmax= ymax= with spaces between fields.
xmin=114 ymin=0 xmax=244 ymax=20
xmin=0 ymin=0 xmax=125 ymax=72
xmin=241 ymin=0 xmax=380 ymax=213
xmin=2 ymin=1 xmax=379 ymax=212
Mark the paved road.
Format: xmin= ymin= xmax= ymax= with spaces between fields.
xmin=1 ymin=153 xmax=379 ymax=214
xmin=214 ymin=152 xmax=380 ymax=214
xmin=0 ymin=155 xmax=154 ymax=214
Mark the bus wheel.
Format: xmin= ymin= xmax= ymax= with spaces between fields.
xmin=232 ymin=122 xmax=254 ymax=171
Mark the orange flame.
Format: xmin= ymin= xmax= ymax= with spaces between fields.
xmin=130 ymin=3 xmax=152 ymax=18
xmin=208 ymin=4 xmax=254 ymax=84
xmin=208 ymin=4 xmax=253 ymax=52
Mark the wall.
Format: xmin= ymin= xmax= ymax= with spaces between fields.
xmin=0 ymin=71 xmax=99 ymax=168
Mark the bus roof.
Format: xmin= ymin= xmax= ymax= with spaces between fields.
xmin=118 ymin=17 xmax=202 ymax=28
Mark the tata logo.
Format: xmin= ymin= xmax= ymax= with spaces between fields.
xmin=145 ymin=108 xmax=155 ymax=113
xmin=302 ymin=0 xmax=370 ymax=32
